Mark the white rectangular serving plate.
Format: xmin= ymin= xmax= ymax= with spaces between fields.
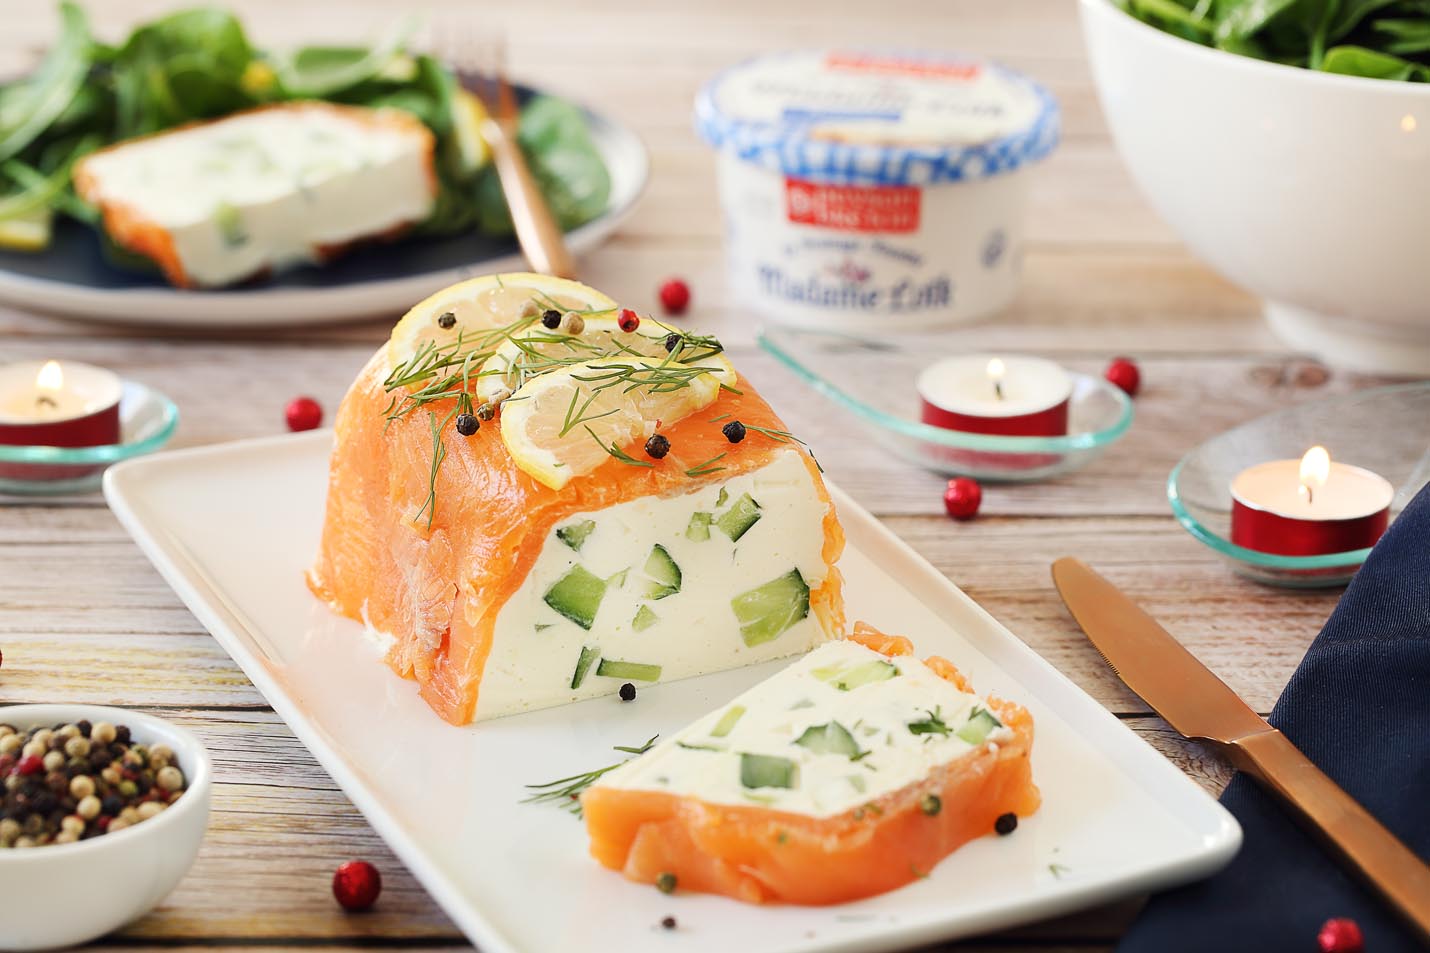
xmin=104 ymin=432 xmax=1239 ymax=953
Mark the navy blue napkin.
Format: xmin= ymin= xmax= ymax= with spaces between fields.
xmin=1118 ymin=482 xmax=1430 ymax=952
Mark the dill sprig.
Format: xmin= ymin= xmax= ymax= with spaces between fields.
xmin=684 ymin=452 xmax=727 ymax=477
xmin=522 ymin=735 xmax=659 ymax=816
xmin=743 ymin=423 xmax=808 ymax=446
xmin=584 ymin=425 xmax=654 ymax=468
xmin=907 ymin=707 xmax=952 ymax=736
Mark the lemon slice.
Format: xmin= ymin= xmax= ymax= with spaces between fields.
xmin=500 ymin=351 xmax=738 ymax=490
xmin=475 ymin=315 xmax=676 ymax=404
xmin=451 ymin=88 xmax=491 ymax=175
xmin=388 ymin=273 xmax=616 ymax=371
xmin=0 ymin=207 xmax=53 ymax=252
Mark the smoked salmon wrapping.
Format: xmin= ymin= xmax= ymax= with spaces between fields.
xmin=581 ymin=625 xmax=1039 ymax=905
xmin=308 ymin=344 xmax=846 ymax=726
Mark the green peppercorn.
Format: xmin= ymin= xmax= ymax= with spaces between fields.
xmin=920 ymin=794 xmax=942 ymax=816
xmin=656 ymin=872 xmax=677 ymax=894
xmin=475 ymin=403 xmax=496 ymax=421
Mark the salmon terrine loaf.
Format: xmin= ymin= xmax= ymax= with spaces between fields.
xmin=582 ymin=624 xmax=1039 ymax=904
xmin=73 ymin=102 xmax=436 ymax=288
xmin=309 ymin=274 xmax=845 ymax=725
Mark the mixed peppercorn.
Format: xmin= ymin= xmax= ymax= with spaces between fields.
xmin=0 ymin=721 xmax=186 ymax=848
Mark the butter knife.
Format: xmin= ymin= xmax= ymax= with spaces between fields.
xmin=1051 ymin=557 xmax=1430 ymax=941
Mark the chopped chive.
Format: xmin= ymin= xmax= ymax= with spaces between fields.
xmin=710 ymin=705 xmax=746 ymax=738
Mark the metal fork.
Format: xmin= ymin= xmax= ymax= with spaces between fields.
xmin=442 ymin=27 xmax=576 ymax=278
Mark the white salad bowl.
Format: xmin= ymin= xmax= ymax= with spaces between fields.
xmin=0 ymin=705 xmax=212 ymax=951
xmin=1081 ymin=0 xmax=1430 ymax=374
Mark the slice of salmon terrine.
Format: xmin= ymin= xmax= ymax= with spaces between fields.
xmin=73 ymin=102 xmax=436 ymax=288
xmin=308 ymin=274 xmax=845 ymax=725
xmin=581 ymin=624 xmax=1039 ymax=905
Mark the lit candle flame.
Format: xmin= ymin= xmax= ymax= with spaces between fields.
xmin=36 ymin=360 xmax=63 ymax=392
xmin=34 ymin=360 xmax=63 ymax=411
xmin=987 ymin=357 xmax=1006 ymax=401
xmin=1298 ymin=445 xmax=1330 ymax=506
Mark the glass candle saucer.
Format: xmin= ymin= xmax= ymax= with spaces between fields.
xmin=1168 ymin=382 xmax=1430 ymax=588
xmin=758 ymin=327 xmax=1133 ymax=481
xmin=0 ymin=380 xmax=178 ymax=496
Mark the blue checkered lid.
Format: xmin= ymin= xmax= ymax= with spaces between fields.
xmin=695 ymin=50 xmax=1059 ymax=186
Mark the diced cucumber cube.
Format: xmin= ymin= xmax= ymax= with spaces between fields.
xmin=596 ymin=658 xmax=662 ymax=681
xmin=556 ymin=519 xmax=596 ymax=551
xmin=570 ymin=645 xmax=600 ymax=689
xmin=543 ymin=565 xmax=606 ymax=630
xmin=607 ymin=568 xmax=628 ymax=587
xmin=731 ymin=569 xmax=810 ymax=647
xmin=632 ymin=604 xmax=660 ymax=632
xmin=793 ymin=720 xmax=862 ymax=759
xmin=848 ymin=774 xmax=867 ymax=794
xmin=686 ymin=511 xmax=712 ymax=541
xmin=955 ymin=707 xmax=1003 ymax=745
xmin=715 ymin=493 xmax=762 ymax=541
xmin=637 ymin=544 xmax=681 ymax=600
xmin=710 ymin=705 xmax=745 ymax=738
xmin=740 ymin=753 xmax=797 ymax=790
xmin=813 ymin=659 xmax=899 ymax=691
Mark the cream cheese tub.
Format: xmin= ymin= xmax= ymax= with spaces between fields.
xmin=696 ymin=51 xmax=1059 ymax=331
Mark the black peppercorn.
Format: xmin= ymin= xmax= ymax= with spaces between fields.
xmin=436 ymin=311 xmax=457 ymax=330
xmin=619 ymin=683 xmax=637 ymax=702
xmin=541 ymin=309 xmax=562 ymax=329
xmin=656 ymin=872 xmax=677 ymax=894
xmin=994 ymin=812 xmax=1018 ymax=836
xmin=114 ymin=726 xmax=130 ymax=745
xmin=722 ymin=420 xmax=747 ymax=443
xmin=75 ymin=720 xmax=91 ymax=739
xmin=661 ymin=916 xmax=677 ymax=930
xmin=101 ymin=795 xmax=123 ymax=816
xmin=664 ymin=333 xmax=681 ymax=353
xmin=455 ymin=414 xmax=479 ymax=436
xmin=644 ymin=434 xmax=671 ymax=459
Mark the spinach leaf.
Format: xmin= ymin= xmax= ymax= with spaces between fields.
xmin=1373 ymin=17 xmax=1430 ymax=54
xmin=0 ymin=2 xmax=91 ymax=162
xmin=1321 ymin=43 xmax=1430 ymax=76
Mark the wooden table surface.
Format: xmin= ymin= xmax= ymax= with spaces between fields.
xmin=0 ymin=1 xmax=1398 ymax=950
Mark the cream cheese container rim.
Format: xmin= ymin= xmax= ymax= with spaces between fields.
xmin=695 ymin=48 xmax=1060 ymax=186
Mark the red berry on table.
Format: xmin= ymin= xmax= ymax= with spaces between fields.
xmin=15 ymin=754 xmax=43 ymax=777
xmin=285 ymin=396 xmax=323 ymax=432
xmin=658 ymin=278 xmax=691 ymax=315
xmin=1317 ymin=918 xmax=1364 ymax=953
xmin=1105 ymin=356 xmax=1141 ymax=397
xmin=332 ymin=860 xmax=382 ymax=912
xmin=943 ymin=477 xmax=982 ymax=520
xmin=617 ymin=308 xmax=641 ymax=333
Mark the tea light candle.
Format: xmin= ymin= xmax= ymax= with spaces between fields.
xmin=918 ymin=354 xmax=1072 ymax=436
xmin=0 ymin=361 xmax=122 ymax=480
xmin=1230 ymin=446 xmax=1393 ymax=556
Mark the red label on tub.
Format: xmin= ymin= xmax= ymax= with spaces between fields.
xmin=785 ymin=179 xmax=921 ymax=233
xmin=823 ymin=53 xmax=980 ymax=82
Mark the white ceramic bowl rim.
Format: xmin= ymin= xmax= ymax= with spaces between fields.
xmin=1083 ymin=0 xmax=1430 ymax=97
xmin=0 ymin=704 xmax=212 ymax=863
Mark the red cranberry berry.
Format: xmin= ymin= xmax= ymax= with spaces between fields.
xmin=1105 ymin=356 xmax=1141 ymax=397
xmin=1317 ymin=918 xmax=1364 ymax=953
xmin=943 ymin=478 xmax=982 ymax=521
xmin=285 ymin=396 xmax=323 ymax=432
xmin=658 ymin=278 xmax=691 ymax=315
xmin=332 ymin=860 xmax=382 ymax=912
xmin=617 ymin=309 xmax=641 ymax=333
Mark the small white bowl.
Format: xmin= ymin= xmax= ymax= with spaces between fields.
xmin=0 ymin=705 xmax=212 ymax=951
xmin=1081 ymin=0 xmax=1430 ymax=374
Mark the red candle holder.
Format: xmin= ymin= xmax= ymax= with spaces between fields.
xmin=1229 ymin=457 xmax=1393 ymax=557
xmin=0 ymin=361 xmax=123 ymax=482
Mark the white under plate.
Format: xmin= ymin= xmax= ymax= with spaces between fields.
xmin=103 ymin=432 xmax=1239 ymax=953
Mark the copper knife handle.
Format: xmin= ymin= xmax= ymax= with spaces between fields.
xmin=483 ymin=121 xmax=576 ymax=279
xmin=1229 ymin=729 xmax=1430 ymax=941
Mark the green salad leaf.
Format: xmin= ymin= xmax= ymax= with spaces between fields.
xmin=1116 ymin=0 xmax=1430 ymax=81
xmin=0 ymin=2 xmax=611 ymax=256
